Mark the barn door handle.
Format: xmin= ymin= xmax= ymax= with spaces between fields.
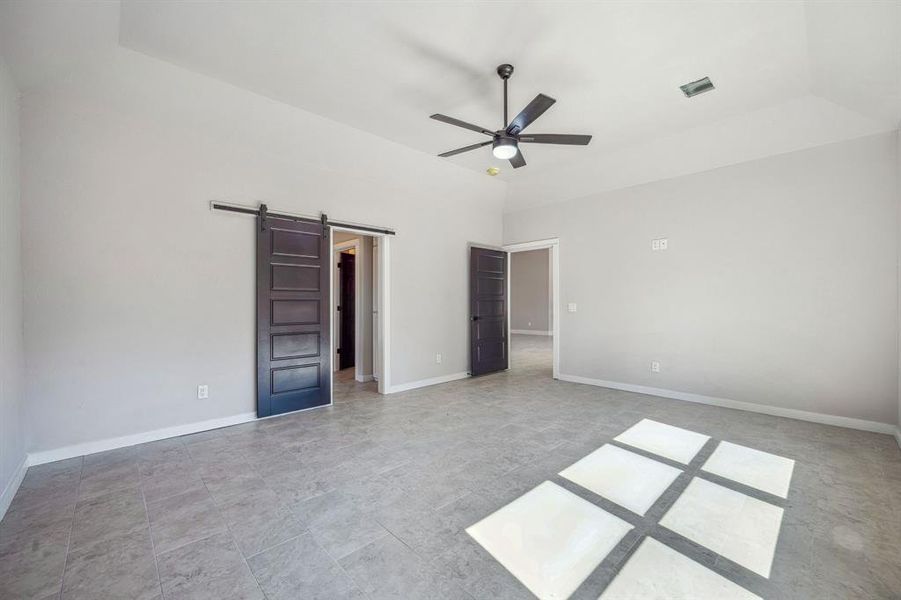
xmin=471 ymin=316 xmax=480 ymax=321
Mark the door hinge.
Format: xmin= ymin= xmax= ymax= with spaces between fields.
xmin=337 ymin=348 xmax=341 ymax=354
xmin=337 ymin=305 xmax=341 ymax=312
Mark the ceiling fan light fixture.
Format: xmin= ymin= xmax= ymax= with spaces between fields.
xmin=492 ymin=138 xmax=518 ymax=159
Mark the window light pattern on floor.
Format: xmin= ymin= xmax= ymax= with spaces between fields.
xmin=599 ymin=537 xmax=762 ymax=600
xmin=467 ymin=419 xmax=793 ymax=599
xmin=613 ymin=418 xmax=710 ymax=464
xmin=701 ymin=440 xmax=795 ymax=498
xmin=559 ymin=444 xmax=681 ymax=515
xmin=659 ymin=477 xmax=784 ymax=578
xmin=465 ymin=481 xmax=632 ymax=600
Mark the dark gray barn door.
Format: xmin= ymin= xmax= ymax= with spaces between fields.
xmin=470 ymin=246 xmax=508 ymax=376
xmin=257 ymin=214 xmax=331 ymax=417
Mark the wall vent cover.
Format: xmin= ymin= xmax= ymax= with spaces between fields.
xmin=680 ymin=77 xmax=715 ymax=98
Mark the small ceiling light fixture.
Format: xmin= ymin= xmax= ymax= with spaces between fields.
xmin=680 ymin=76 xmax=715 ymax=98
xmin=486 ymin=166 xmax=500 ymax=176
xmin=492 ymin=137 xmax=518 ymax=160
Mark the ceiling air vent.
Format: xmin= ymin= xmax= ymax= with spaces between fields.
xmin=680 ymin=77 xmax=714 ymax=98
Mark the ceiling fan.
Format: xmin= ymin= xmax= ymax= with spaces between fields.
xmin=430 ymin=63 xmax=592 ymax=169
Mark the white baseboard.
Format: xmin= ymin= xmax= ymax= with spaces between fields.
xmin=28 ymin=411 xmax=258 ymax=467
xmin=558 ymin=373 xmax=897 ymax=435
xmin=895 ymin=427 xmax=901 ymax=450
xmin=356 ymin=373 xmax=374 ymax=383
xmin=0 ymin=455 xmax=28 ymax=521
xmin=511 ymin=329 xmax=552 ymax=336
xmin=387 ymin=371 xmax=470 ymax=394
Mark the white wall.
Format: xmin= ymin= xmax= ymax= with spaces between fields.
xmin=0 ymin=58 xmax=26 ymax=513
xmin=505 ymin=132 xmax=900 ymax=427
xmin=511 ymin=248 xmax=551 ymax=332
xmin=21 ymin=48 xmax=504 ymax=455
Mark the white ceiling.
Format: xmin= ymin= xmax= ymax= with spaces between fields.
xmin=2 ymin=1 xmax=899 ymax=211
xmin=0 ymin=0 xmax=118 ymax=90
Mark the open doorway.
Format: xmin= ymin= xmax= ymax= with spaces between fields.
xmin=332 ymin=230 xmax=386 ymax=397
xmin=505 ymin=239 xmax=560 ymax=379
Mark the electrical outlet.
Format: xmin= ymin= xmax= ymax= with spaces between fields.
xmin=528 ymin=321 xmax=532 ymax=327
xmin=436 ymin=353 xmax=442 ymax=364
xmin=652 ymin=238 xmax=668 ymax=251
xmin=651 ymin=361 xmax=660 ymax=373
xmin=197 ymin=384 xmax=209 ymax=399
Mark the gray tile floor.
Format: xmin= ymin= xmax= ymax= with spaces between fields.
xmin=1 ymin=335 xmax=899 ymax=599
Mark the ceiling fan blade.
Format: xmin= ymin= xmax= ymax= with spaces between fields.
xmin=509 ymin=149 xmax=526 ymax=169
xmin=430 ymin=114 xmax=495 ymax=137
xmin=519 ymin=134 xmax=592 ymax=145
xmin=437 ymin=140 xmax=492 ymax=157
xmin=505 ymin=94 xmax=556 ymax=135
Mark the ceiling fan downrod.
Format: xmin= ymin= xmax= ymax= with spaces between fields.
xmin=497 ymin=63 xmax=514 ymax=128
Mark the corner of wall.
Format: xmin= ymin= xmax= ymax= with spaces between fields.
xmin=0 ymin=56 xmax=28 ymax=521
xmin=897 ymin=128 xmax=901 ymax=437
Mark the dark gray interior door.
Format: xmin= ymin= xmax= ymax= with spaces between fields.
xmin=257 ymin=214 xmax=331 ymax=417
xmin=470 ymin=246 xmax=508 ymax=376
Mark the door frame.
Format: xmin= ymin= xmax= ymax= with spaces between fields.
xmin=503 ymin=238 xmax=560 ymax=379
xmin=330 ymin=227 xmax=391 ymax=394
xmin=332 ymin=239 xmax=360 ymax=375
